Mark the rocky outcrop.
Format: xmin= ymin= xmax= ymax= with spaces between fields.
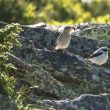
xmin=43 ymin=93 xmax=110 ymax=110
xmin=13 ymin=23 xmax=110 ymax=95
xmin=0 ymin=22 xmax=110 ymax=109
xmin=9 ymin=48 xmax=110 ymax=99
xmin=7 ymin=52 xmax=75 ymax=100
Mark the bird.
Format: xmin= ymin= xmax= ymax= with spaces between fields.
xmin=54 ymin=26 xmax=75 ymax=50
xmin=86 ymin=47 xmax=110 ymax=65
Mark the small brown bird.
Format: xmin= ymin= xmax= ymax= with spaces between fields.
xmin=54 ymin=26 xmax=75 ymax=50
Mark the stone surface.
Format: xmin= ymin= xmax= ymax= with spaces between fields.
xmin=11 ymin=48 xmax=110 ymax=97
xmin=0 ymin=21 xmax=110 ymax=109
xmin=43 ymin=93 xmax=110 ymax=110
xmin=13 ymin=22 xmax=110 ymax=96
xmin=7 ymin=52 xmax=75 ymax=100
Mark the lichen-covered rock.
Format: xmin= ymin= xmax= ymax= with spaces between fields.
xmin=73 ymin=23 xmax=110 ymax=40
xmin=7 ymin=52 xmax=75 ymax=100
xmin=42 ymin=93 xmax=110 ymax=110
xmin=6 ymin=46 xmax=110 ymax=101
xmin=0 ymin=21 xmax=110 ymax=109
xmin=11 ymin=22 xmax=110 ymax=96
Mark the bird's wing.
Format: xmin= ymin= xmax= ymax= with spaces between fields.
xmin=87 ymin=51 xmax=103 ymax=59
xmin=57 ymin=32 xmax=64 ymax=41
xmin=54 ymin=32 xmax=63 ymax=46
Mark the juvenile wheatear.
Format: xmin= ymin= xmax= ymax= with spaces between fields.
xmin=54 ymin=26 xmax=75 ymax=50
xmin=87 ymin=47 xmax=110 ymax=65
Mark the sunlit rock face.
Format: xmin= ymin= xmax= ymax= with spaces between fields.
xmin=13 ymin=22 xmax=110 ymax=97
xmin=43 ymin=93 xmax=110 ymax=110
xmin=0 ymin=21 xmax=110 ymax=109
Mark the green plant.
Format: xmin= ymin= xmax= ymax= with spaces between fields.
xmin=0 ymin=23 xmax=24 ymax=109
xmin=0 ymin=23 xmax=21 ymax=94
xmin=0 ymin=0 xmax=36 ymax=24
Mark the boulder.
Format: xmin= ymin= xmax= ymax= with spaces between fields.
xmin=43 ymin=93 xmax=110 ymax=110
xmin=0 ymin=21 xmax=110 ymax=109
xmin=12 ymin=22 xmax=110 ymax=97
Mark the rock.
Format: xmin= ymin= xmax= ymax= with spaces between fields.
xmin=0 ymin=21 xmax=110 ymax=109
xmin=7 ymin=52 xmax=75 ymax=100
xmin=3 ymin=21 xmax=110 ymax=96
xmin=43 ymin=93 xmax=110 ymax=110
xmin=8 ymin=48 xmax=110 ymax=100
xmin=23 ymin=22 xmax=46 ymax=28
xmin=11 ymin=22 xmax=110 ymax=96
